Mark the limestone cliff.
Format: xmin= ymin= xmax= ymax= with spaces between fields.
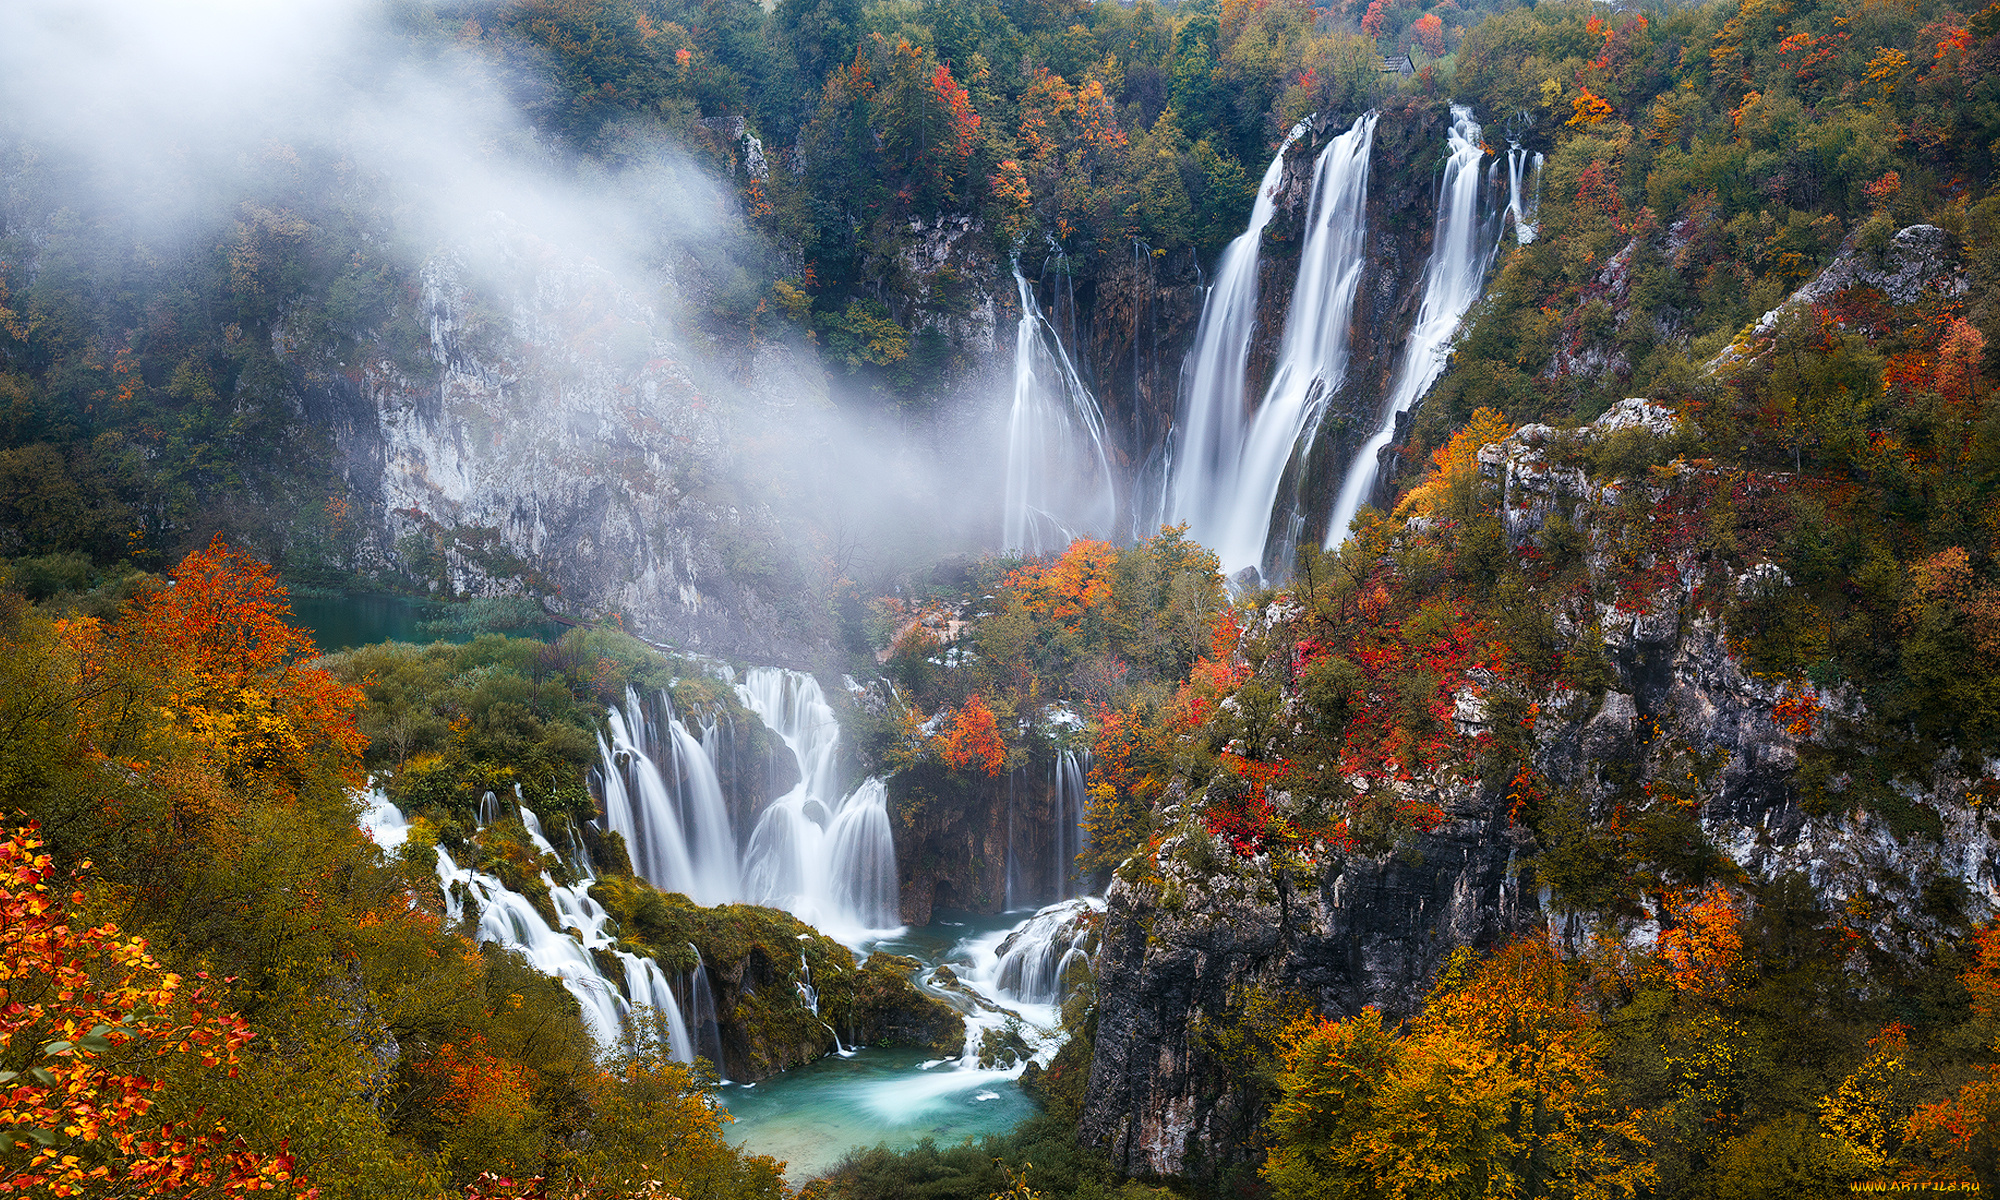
xmin=1077 ymin=393 xmax=2000 ymax=1182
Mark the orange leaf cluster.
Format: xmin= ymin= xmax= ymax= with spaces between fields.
xmin=0 ymin=827 xmax=305 ymax=1197
xmin=1655 ymin=884 xmax=1744 ymax=1000
xmin=938 ymin=695 xmax=1006 ymax=776
xmin=1773 ymin=685 xmax=1822 ymax=738
xmin=1002 ymin=539 xmax=1118 ymax=635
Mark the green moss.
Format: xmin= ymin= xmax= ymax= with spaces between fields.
xmin=589 ymin=877 xmax=965 ymax=1074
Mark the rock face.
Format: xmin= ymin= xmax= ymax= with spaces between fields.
xmin=891 ymin=751 xmax=1088 ymax=925
xmin=1077 ymin=392 xmax=2000 ymax=1182
xmin=308 ymin=234 xmax=838 ymax=661
xmin=1081 ymin=787 xmax=1533 ymax=1180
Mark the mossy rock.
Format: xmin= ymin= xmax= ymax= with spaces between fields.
xmin=849 ymin=954 xmax=965 ymax=1057
xmin=976 ymin=1017 xmax=1033 ymax=1069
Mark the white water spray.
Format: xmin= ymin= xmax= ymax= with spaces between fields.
xmin=597 ymin=687 xmax=741 ymax=908
xmin=734 ymin=667 xmax=901 ymax=943
xmin=1325 ymin=104 xmax=1497 ymax=547
xmin=359 ymin=788 xmax=696 ymax=1061
xmin=589 ymin=668 xmax=900 ymax=945
xmin=1210 ymin=112 xmax=1378 ymax=579
xmin=1500 ymin=142 xmax=1542 ymax=245
xmin=1002 ymin=266 xmax=1117 ymax=555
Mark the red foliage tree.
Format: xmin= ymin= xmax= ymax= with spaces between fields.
xmin=1361 ymin=0 xmax=1387 ymax=38
xmin=1412 ymin=12 xmax=1445 ymax=56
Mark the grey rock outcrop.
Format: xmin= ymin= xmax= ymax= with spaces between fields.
xmin=1077 ymin=396 xmax=2000 ymax=1181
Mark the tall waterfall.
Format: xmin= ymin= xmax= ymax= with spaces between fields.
xmin=1165 ymin=118 xmax=1312 ymax=554
xmin=735 ymin=667 xmax=901 ymax=942
xmin=1052 ymin=748 xmax=1089 ymax=901
xmin=1002 ymin=266 xmax=1116 ymax=556
xmin=1325 ymin=104 xmax=1497 ymax=547
xmin=1209 ymin=112 xmax=1378 ymax=579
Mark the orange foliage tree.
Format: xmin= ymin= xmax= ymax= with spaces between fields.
xmin=1905 ymin=920 xmax=2000 ymax=1189
xmin=1002 ymin=539 xmax=1118 ymax=637
xmin=0 ymin=827 xmax=306 ymax=1197
xmin=120 ymin=534 xmax=365 ymax=789
xmin=1266 ymin=940 xmax=1653 ymax=1200
xmin=939 ymin=694 xmax=1007 ymax=776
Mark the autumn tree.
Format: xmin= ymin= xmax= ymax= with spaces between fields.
xmin=0 ymin=826 xmax=307 ymax=1197
xmin=120 ymin=534 xmax=365 ymax=794
xmin=1904 ymin=920 xmax=2000 ymax=1192
xmin=1266 ymin=941 xmax=1654 ymax=1200
xmin=939 ymin=693 xmax=1007 ymax=776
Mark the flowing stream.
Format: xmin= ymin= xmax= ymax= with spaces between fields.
xmin=360 ymin=788 xmax=698 ymax=1062
xmin=1324 ymin=104 xmax=1498 ymax=547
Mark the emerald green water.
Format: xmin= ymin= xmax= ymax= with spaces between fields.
xmin=719 ymin=1046 xmax=1039 ymax=1180
xmin=291 ymin=593 xmax=444 ymax=651
xmin=718 ymin=911 xmax=1055 ymax=1182
xmin=290 ymin=593 xmax=566 ymax=652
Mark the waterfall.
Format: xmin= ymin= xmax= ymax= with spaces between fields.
xmin=1500 ymin=142 xmax=1542 ymax=246
xmin=1001 ymin=265 xmax=1116 ymax=556
xmin=361 ymin=788 xmax=695 ymax=1062
xmin=962 ymin=897 xmax=1102 ymax=1007
xmin=1053 ymin=748 xmax=1090 ymax=900
xmin=1209 ymin=112 xmax=1378 ymax=580
xmin=596 ymin=687 xmax=740 ymax=907
xmin=794 ymin=953 xmax=853 ymax=1056
xmin=689 ymin=943 xmax=729 ymax=1080
xmin=585 ymin=668 xmax=898 ymax=945
xmin=1165 ymin=118 xmax=1313 ymax=555
xmin=734 ymin=667 xmax=901 ymax=942
xmin=1325 ymin=104 xmax=1497 ymax=547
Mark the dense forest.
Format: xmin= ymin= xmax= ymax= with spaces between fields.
xmin=5 ymin=0 xmax=2000 ymax=1194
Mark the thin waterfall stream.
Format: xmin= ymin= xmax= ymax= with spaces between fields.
xmin=1002 ymin=264 xmax=1117 ymax=555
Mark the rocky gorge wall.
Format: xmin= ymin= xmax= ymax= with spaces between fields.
xmin=1076 ymin=390 xmax=2000 ymax=1182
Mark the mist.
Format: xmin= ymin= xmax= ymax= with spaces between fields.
xmin=0 ymin=0 xmax=1010 ymax=655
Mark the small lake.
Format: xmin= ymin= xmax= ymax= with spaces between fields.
xmin=291 ymin=592 xmax=565 ymax=652
xmin=291 ymin=593 xmax=442 ymax=651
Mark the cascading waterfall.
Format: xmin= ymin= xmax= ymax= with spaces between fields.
xmin=359 ymin=789 xmax=697 ymax=1061
xmin=1209 ymin=112 xmax=1378 ymax=579
xmin=734 ymin=667 xmax=900 ymax=942
xmin=1165 ymin=118 xmax=1313 ymax=555
xmin=794 ymin=953 xmax=852 ymax=1056
xmin=1500 ymin=142 xmax=1543 ymax=245
xmin=1001 ymin=265 xmax=1117 ymax=556
xmin=597 ymin=687 xmax=740 ymax=907
xmin=963 ymin=897 xmax=1103 ymax=1007
xmin=589 ymin=667 xmax=900 ymax=943
xmin=688 ymin=943 xmax=728 ymax=1080
xmin=1325 ymin=104 xmax=1498 ymax=547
